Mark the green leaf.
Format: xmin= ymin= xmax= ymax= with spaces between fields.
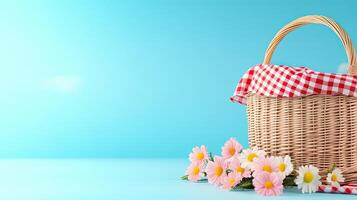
xmin=181 ymin=175 xmax=188 ymax=180
xmin=233 ymin=177 xmax=254 ymax=190
xmin=283 ymin=175 xmax=297 ymax=187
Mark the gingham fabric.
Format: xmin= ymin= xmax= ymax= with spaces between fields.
xmin=318 ymin=184 xmax=357 ymax=195
xmin=230 ymin=64 xmax=357 ymax=105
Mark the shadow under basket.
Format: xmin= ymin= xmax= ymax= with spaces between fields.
xmin=247 ymin=94 xmax=357 ymax=183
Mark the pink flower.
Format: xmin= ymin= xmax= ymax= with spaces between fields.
xmin=221 ymin=172 xmax=242 ymax=190
xmin=206 ymin=156 xmax=228 ymax=186
xmin=189 ymin=145 xmax=208 ymax=164
xmin=252 ymin=156 xmax=278 ymax=176
xmin=221 ymin=138 xmax=243 ymax=159
xmin=185 ymin=162 xmax=204 ymax=182
xmin=228 ymin=157 xmax=251 ymax=178
xmin=253 ymin=172 xmax=284 ymax=196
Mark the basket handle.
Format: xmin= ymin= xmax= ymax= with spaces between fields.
xmin=263 ymin=15 xmax=357 ymax=75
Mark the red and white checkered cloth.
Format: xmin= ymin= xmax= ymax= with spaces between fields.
xmin=318 ymin=184 xmax=357 ymax=195
xmin=230 ymin=64 xmax=357 ymax=105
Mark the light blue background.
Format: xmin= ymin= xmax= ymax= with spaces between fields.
xmin=1 ymin=0 xmax=357 ymax=158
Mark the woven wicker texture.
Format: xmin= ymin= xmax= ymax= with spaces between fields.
xmin=247 ymin=16 xmax=357 ymax=183
xmin=247 ymin=95 xmax=357 ymax=182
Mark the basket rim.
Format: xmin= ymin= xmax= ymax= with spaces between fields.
xmin=246 ymin=93 xmax=357 ymax=100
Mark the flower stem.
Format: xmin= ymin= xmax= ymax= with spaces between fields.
xmin=326 ymin=164 xmax=336 ymax=174
xmin=209 ymin=152 xmax=214 ymax=161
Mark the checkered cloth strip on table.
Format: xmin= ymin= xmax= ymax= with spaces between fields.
xmin=230 ymin=64 xmax=357 ymax=105
xmin=318 ymin=184 xmax=357 ymax=195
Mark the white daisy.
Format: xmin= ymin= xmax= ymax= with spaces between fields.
xmin=274 ymin=155 xmax=293 ymax=177
xmin=326 ymin=168 xmax=345 ymax=187
xmin=294 ymin=165 xmax=321 ymax=193
xmin=239 ymin=146 xmax=266 ymax=169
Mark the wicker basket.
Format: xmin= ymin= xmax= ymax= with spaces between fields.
xmin=247 ymin=15 xmax=357 ymax=183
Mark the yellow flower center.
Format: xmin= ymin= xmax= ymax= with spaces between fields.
xmin=247 ymin=153 xmax=257 ymax=162
xmin=192 ymin=167 xmax=200 ymax=175
xmin=264 ymin=181 xmax=273 ymax=189
xmin=303 ymin=171 xmax=314 ymax=183
xmin=278 ymin=163 xmax=286 ymax=172
xmin=262 ymin=165 xmax=272 ymax=173
xmin=236 ymin=166 xmax=245 ymax=174
xmin=331 ymin=174 xmax=338 ymax=182
xmin=196 ymin=152 xmax=204 ymax=160
xmin=229 ymin=147 xmax=236 ymax=156
xmin=215 ymin=166 xmax=223 ymax=176
xmin=229 ymin=178 xmax=236 ymax=187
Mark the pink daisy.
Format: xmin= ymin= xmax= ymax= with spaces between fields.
xmin=228 ymin=157 xmax=251 ymax=178
xmin=253 ymin=172 xmax=284 ymax=196
xmin=252 ymin=156 xmax=278 ymax=176
xmin=185 ymin=162 xmax=204 ymax=182
xmin=221 ymin=138 xmax=243 ymax=160
xmin=221 ymin=172 xmax=242 ymax=190
xmin=189 ymin=145 xmax=208 ymax=164
xmin=206 ymin=156 xmax=228 ymax=186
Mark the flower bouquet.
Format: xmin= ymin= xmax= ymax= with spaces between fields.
xmin=181 ymin=138 xmax=350 ymax=196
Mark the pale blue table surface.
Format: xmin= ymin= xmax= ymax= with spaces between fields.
xmin=0 ymin=159 xmax=354 ymax=200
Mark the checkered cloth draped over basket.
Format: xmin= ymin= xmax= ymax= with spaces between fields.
xmin=230 ymin=64 xmax=357 ymax=104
